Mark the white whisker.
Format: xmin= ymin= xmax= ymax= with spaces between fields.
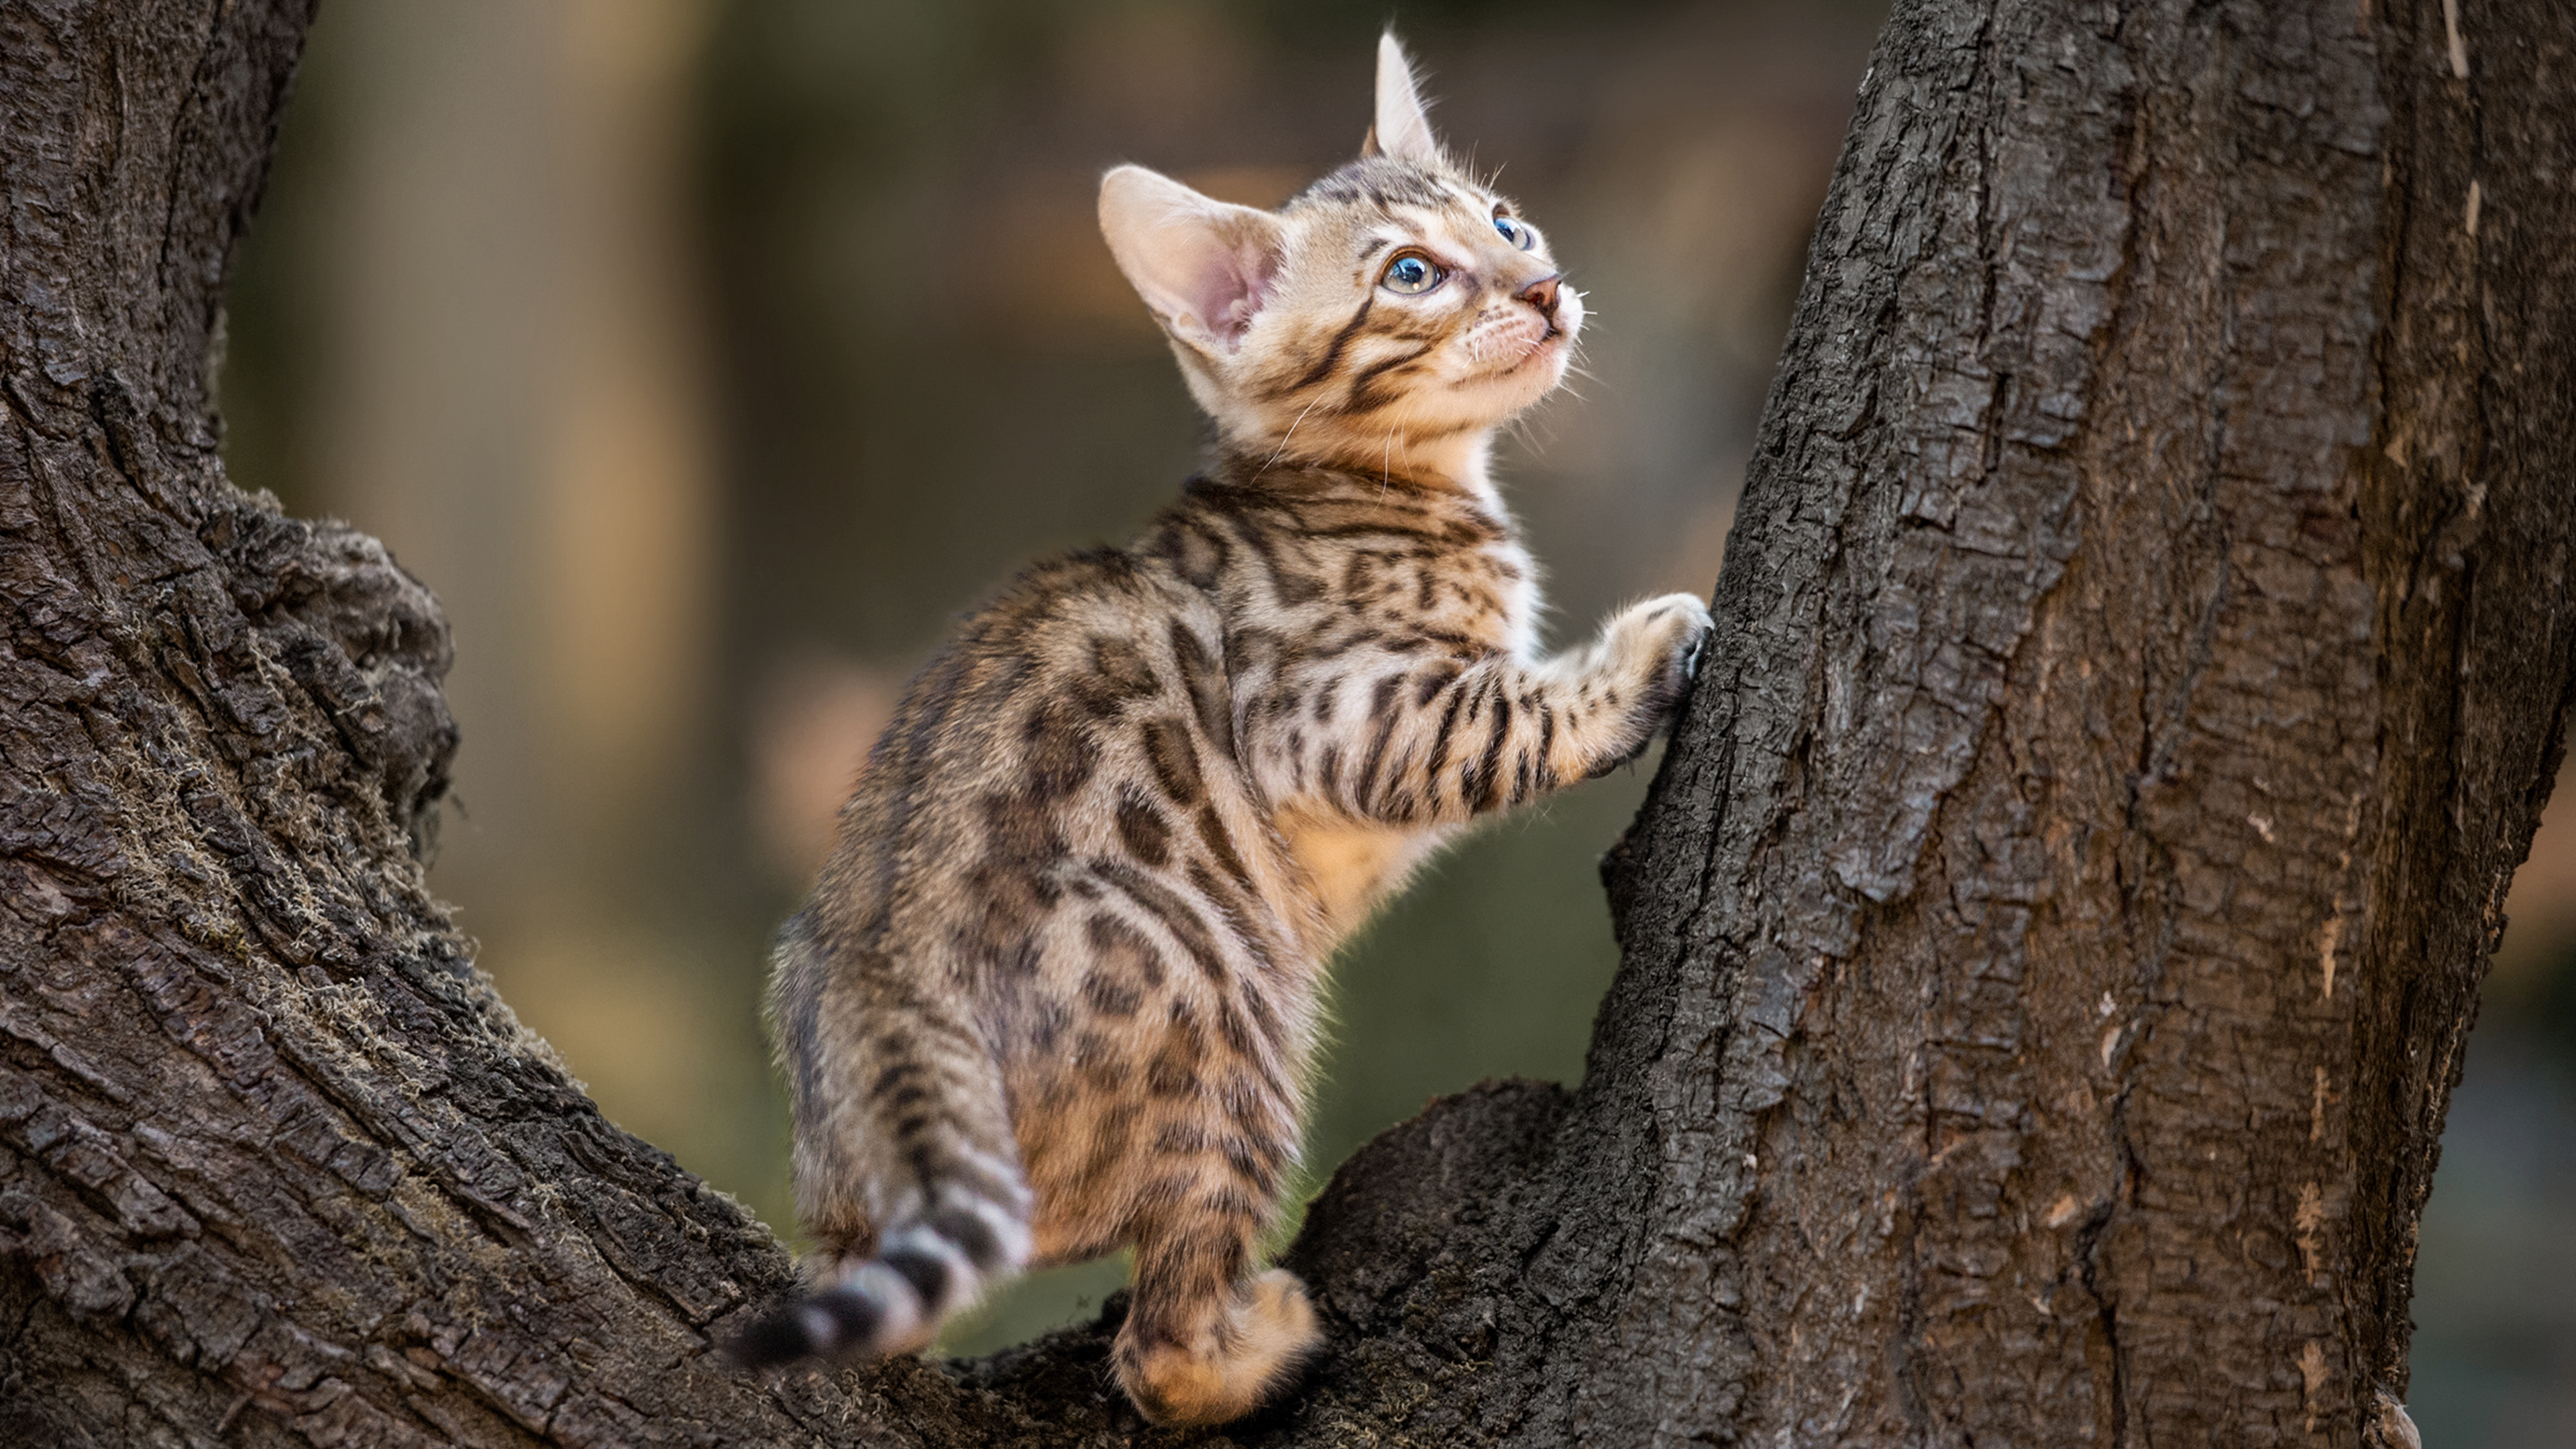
xmin=1257 ymin=394 xmax=1327 ymax=481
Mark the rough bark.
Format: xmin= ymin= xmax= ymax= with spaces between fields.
xmin=1 ymin=1 xmax=2568 ymax=1448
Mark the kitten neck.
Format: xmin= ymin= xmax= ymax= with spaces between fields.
xmin=1385 ymin=429 xmax=1499 ymax=500
xmin=1240 ymin=425 xmax=1501 ymax=502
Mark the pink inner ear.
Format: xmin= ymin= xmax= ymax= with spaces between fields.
xmin=1194 ymin=238 xmax=1279 ymax=347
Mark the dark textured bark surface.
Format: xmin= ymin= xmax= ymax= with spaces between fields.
xmin=1581 ymin=0 xmax=2576 ymax=1441
xmin=2 ymin=1 xmax=2569 ymax=1446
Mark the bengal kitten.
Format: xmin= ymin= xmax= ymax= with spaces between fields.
xmin=731 ymin=34 xmax=1711 ymax=1428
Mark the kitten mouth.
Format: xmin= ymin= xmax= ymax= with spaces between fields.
xmin=1453 ymin=320 xmax=1568 ymax=387
xmin=1494 ymin=328 xmax=1565 ymax=376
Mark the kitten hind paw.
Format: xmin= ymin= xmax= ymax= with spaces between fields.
xmin=1118 ymin=1269 xmax=1324 ymax=1428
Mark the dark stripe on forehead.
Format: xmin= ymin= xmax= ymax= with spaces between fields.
xmin=1367 ymin=174 xmax=1455 ymax=210
xmin=1292 ymin=157 xmax=1475 ymax=216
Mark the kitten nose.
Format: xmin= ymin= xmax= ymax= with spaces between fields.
xmin=1517 ymin=274 xmax=1562 ymax=319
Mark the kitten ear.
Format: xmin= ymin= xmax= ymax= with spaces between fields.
xmin=1362 ymin=32 xmax=1444 ymax=168
xmin=1099 ymin=165 xmax=1285 ymax=356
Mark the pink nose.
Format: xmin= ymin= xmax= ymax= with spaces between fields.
xmin=1518 ymin=274 xmax=1562 ymax=318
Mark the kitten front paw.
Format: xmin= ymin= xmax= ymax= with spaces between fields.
xmin=1584 ymin=594 xmax=1711 ymax=776
xmin=1617 ymin=592 xmax=1713 ymax=717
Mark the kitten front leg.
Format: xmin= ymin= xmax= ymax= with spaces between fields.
xmin=1279 ymin=592 xmax=1711 ymax=824
xmin=1543 ymin=591 xmax=1713 ymax=777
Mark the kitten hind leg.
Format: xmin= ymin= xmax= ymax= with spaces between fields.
xmin=1114 ymin=1222 xmax=1323 ymax=1427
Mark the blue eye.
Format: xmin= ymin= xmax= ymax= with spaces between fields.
xmin=1494 ymin=213 xmax=1535 ymax=250
xmin=1380 ymin=252 xmax=1446 ymax=295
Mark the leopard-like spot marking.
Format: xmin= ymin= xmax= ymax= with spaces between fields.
xmin=1094 ymin=856 xmax=1229 ymax=982
xmin=1075 ymin=1030 xmax=1126 ymax=1091
xmin=1415 ymin=664 xmax=1461 ymax=706
xmin=1022 ymin=702 xmax=1099 ymax=801
xmin=1224 ymin=625 xmax=1284 ymax=678
xmin=1193 ymin=804 xmax=1256 ymax=888
xmin=1168 ymin=619 xmax=1236 ymax=757
xmin=1147 ymin=1040 xmax=1201 ymax=1099
xmin=1141 ymin=717 xmax=1207 ymax=807
xmin=1229 ymin=516 xmax=1329 ymax=606
xmin=1081 ymin=968 xmax=1143 ymax=1019
xmin=1185 ymin=860 xmax=1283 ymax=975
xmin=1088 ymin=912 xmax=1169 ymax=990
xmin=1115 ymin=790 xmax=1174 ymax=868
xmin=1154 ymin=514 xmax=1231 ymax=590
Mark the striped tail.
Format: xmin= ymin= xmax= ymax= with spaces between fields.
xmin=745 ymin=913 xmax=1035 ymax=1367
xmin=728 ymin=1173 xmax=1032 ymax=1367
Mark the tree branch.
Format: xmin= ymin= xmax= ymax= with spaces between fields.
xmin=3 ymin=1 xmax=2569 ymax=1446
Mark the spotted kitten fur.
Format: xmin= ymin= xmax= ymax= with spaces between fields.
xmin=733 ymin=34 xmax=1712 ymax=1428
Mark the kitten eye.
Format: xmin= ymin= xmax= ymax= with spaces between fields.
xmin=1493 ymin=213 xmax=1536 ymax=250
xmin=1380 ymin=252 xmax=1446 ymax=295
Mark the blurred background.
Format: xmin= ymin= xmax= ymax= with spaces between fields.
xmin=212 ymin=1 xmax=2571 ymax=1440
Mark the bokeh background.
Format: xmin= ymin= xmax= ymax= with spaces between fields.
xmin=213 ymin=1 xmax=2573 ymax=1440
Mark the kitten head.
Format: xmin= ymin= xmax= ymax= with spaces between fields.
xmin=1099 ymin=33 xmax=1581 ymax=481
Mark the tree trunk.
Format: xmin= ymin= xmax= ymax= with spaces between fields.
xmin=2 ymin=0 xmax=2567 ymax=1446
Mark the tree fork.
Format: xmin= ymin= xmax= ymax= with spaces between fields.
xmin=1 ymin=1 xmax=2568 ymax=1446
